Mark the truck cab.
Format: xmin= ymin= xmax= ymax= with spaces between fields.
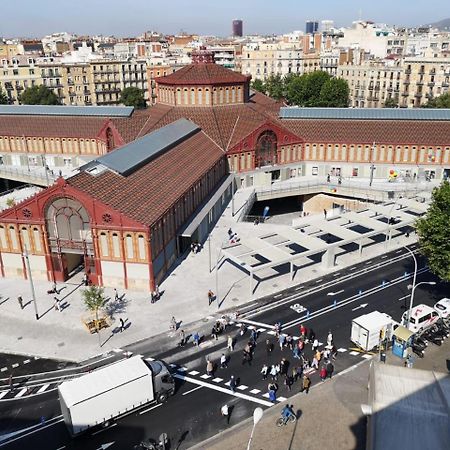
xmin=146 ymin=360 xmax=175 ymax=403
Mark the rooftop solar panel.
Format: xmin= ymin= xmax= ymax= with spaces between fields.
xmin=0 ymin=105 xmax=134 ymax=117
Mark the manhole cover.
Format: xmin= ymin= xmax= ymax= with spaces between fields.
xmin=57 ymin=342 xmax=65 ymax=347
xmin=232 ymin=297 xmax=239 ymax=302
xmin=17 ymin=336 xmax=23 ymax=340
xmin=272 ymin=284 xmax=278 ymax=287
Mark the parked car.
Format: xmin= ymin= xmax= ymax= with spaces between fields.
xmin=434 ymin=298 xmax=450 ymax=319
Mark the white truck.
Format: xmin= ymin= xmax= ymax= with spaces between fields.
xmin=58 ymin=356 xmax=175 ymax=436
xmin=351 ymin=311 xmax=396 ymax=352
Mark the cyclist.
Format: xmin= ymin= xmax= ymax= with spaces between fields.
xmin=281 ymin=404 xmax=296 ymax=424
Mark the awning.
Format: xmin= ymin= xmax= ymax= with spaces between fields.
xmin=393 ymin=326 xmax=414 ymax=341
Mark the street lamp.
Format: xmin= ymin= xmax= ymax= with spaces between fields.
xmin=403 ymin=245 xmax=436 ymax=330
xmin=246 ymin=407 xmax=263 ymax=450
xmin=22 ymin=246 xmax=39 ymax=320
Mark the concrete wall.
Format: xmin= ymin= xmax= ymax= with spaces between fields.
xmin=303 ymin=193 xmax=367 ymax=215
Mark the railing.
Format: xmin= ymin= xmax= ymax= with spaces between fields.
xmin=237 ymin=189 xmax=257 ymax=222
xmin=0 ymin=165 xmax=58 ymax=186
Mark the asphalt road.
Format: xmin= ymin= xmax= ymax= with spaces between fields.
xmin=1 ymin=246 xmax=447 ymax=450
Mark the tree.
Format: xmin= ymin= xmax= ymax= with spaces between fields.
xmin=303 ymin=71 xmax=331 ymax=106
xmin=422 ymin=92 xmax=450 ymax=108
xmin=318 ymin=78 xmax=349 ymax=107
xmin=251 ymin=79 xmax=265 ymax=94
xmin=284 ymin=74 xmax=309 ymax=106
xmin=264 ymin=74 xmax=284 ymax=100
xmin=383 ymin=97 xmax=398 ymax=108
xmin=0 ymin=88 xmax=8 ymax=105
xmin=20 ymin=85 xmax=60 ymax=105
xmin=82 ymin=286 xmax=107 ymax=326
xmin=416 ymin=180 xmax=450 ymax=282
xmin=120 ymin=87 xmax=146 ymax=108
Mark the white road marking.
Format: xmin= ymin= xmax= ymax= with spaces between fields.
xmin=139 ymin=404 xmax=162 ymax=415
xmin=0 ymin=367 xmax=7 ymax=372
xmin=267 ymin=330 xmax=276 ymax=335
xmin=247 ymin=325 xmax=255 ymax=330
xmin=189 ymin=371 xmax=199 ymax=376
xmin=11 ymin=363 xmax=19 ymax=369
xmin=237 ymin=385 xmax=248 ymax=391
xmin=337 ymin=348 xmax=347 ymax=353
xmin=23 ymin=359 xmax=30 ymax=364
xmin=277 ymin=397 xmax=287 ymax=402
xmin=396 ymin=250 xmax=403 ymax=254
xmin=381 ymin=255 xmax=388 ymax=259
xmin=113 ymin=348 xmax=123 ymax=353
xmin=349 ymin=351 xmax=360 ymax=356
xmin=179 ymin=367 xmax=188 ymax=372
xmin=257 ymin=328 xmax=266 ymax=333
xmin=200 ymin=374 xmax=211 ymax=379
xmin=169 ymin=363 xmax=177 ymax=368
xmin=274 ymin=294 xmax=283 ymax=299
xmin=0 ymin=391 xmax=9 ymax=399
xmin=327 ymin=289 xmax=344 ymax=296
xmin=37 ymin=384 xmax=50 ymax=394
xmin=182 ymin=386 xmax=203 ymax=396
xmin=212 ymin=378 xmax=223 ymax=383
xmin=295 ymin=286 xmax=304 ymax=290
xmin=56 ymin=446 xmax=66 ymax=450
xmin=333 ymin=273 xmax=341 ymax=277
xmin=249 ymin=389 xmax=261 ymax=394
xmin=365 ymin=261 xmax=372 ymax=265
xmin=398 ymin=295 xmax=409 ymax=301
xmin=14 ymin=388 xmax=28 ymax=398
xmin=361 ymin=354 xmax=373 ymax=359
xmin=315 ymin=279 xmax=323 ymax=283
xmin=174 ymin=374 xmax=273 ymax=407
xmin=240 ymin=318 xmax=274 ymax=329
xmin=262 ymin=393 xmax=270 ymax=398
xmin=92 ymin=423 xmax=117 ymax=434
xmin=349 ymin=267 xmax=357 ymax=270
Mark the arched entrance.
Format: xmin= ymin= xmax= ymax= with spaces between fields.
xmin=255 ymin=130 xmax=278 ymax=168
xmin=45 ymin=197 xmax=95 ymax=283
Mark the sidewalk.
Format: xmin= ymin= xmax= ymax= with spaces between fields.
xmin=0 ymin=181 xmax=425 ymax=362
xmin=190 ymin=339 xmax=450 ymax=450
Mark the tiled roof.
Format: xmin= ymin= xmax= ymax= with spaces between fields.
xmin=281 ymin=119 xmax=450 ymax=145
xmin=155 ymin=63 xmax=250 ymax=86
xmin=67 ymin=130 xmax=225 ymax=227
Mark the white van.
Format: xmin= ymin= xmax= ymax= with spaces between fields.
xmin=402 ymin=304 xmax=439 ymax=333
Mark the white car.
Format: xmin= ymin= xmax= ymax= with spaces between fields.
xmin=434 ymin=298 xmax=450 ymax=319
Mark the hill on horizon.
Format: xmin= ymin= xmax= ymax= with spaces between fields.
xmin=422 ymin=17 xmax=450 ymax=30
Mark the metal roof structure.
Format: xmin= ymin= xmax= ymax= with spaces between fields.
xmin=85 ymin=119 xmax=200 ymax=176
xmin=279 ymin=107 xmax=450 ymax=121
xmin=0 ymin=105 xmax=134 ymax=117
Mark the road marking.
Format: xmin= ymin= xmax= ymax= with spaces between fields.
xmin=139 ymin=404 xmax=162 ymax=415
xmin=179 ymin=367 xmax=188 ymax=372
xmin=249 ymin=389 xmax=261 ymax=394
xmin=182 ymin=386 xmax=203 ymax=396
xmin=0 ymin=367 xmax=7 ymax=372
xmin=295 ymin=286 xmax=304 ymax=290
xmin=56 ymin=446 xmax=66 ymax=450
xmin=237 ymin=385 xmax=248 ymax=391
xmin=112 ymin=348 xmax=123 ymax=353
xmin=174 ymin=374 xmax=273 ymax=407
xmin=23 ymin=359 xmax=30 ymax=365
xmin=0 ymin=391 xmax=9 ymax=399
xmin=200 ymin=374 xmax=211 ymax=379
xmin=257 ymin=328 xmax=266 ymax=333
xmin=188 ymin=370 xmax=199 ymax=376
xmin=274 ymin=294 xmax=283 ymax=298
xmin=11 ymin=363 xmax=19 ymax=369
xmin=337 ymin=348 xmax=347 ymax=353
xmin=361 ymin=354 xmax=373 ymax=360
xmin=315 ymin=279 xmax=323 ymax=283
xmin=92 ymin=423 xmax=117 ymax=435
xmin=37 ymin=384 xmax=50 ymax=394
xmin=327 ymin=290 xmax=344 ymax=296
xmin=212 ymin=377 xmax=223 ymax=383
xmin=349 ymin=351 xmax=360 ymax=356
xmin=0 ymin=416 xmax=64 ymax=444
xmin=396 ymin=250 xmax=403 ymax=254
xmin=169 ymin=363 xmax=177 ymax=368
xmin=398 ymin=295 xmax=409 ymax=301
xmin=247 ymin=325 xmax=256 ymax=330
xmin=351 ymin=303 xmax=368 ymax=312
xmin=14 ymin=388 xmax=28 ymax=398
xmin=349 ymin=267 xmax=357 ymax=270
xmin=277 ymin=396 xmax=287 ymax=402
xmin=365 ymin=261 xmax=372 ymax=265
xmin=381 ymin=255 xmax=388 ymax=259
xmin=240 ymin=318 xmax=274 ymax=329
xmin=333 ymin=273 xmax=341 ymax=277
xmin=267 ymin=331 xmax=276 ymax=335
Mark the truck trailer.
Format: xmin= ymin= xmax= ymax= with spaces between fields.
xmin=58 ymin=356 xmax=175 ymax=436
xmin=351 ymin=311 xmax=396 ymax=352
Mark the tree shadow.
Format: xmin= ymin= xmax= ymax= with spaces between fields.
xmin=104 ymin=295 xmax=129 ymax=319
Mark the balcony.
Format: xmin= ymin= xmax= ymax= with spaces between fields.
xmin=414 ymin=93 xmax=423 ymax=98
xmin=67 ymin=79 xmax=74 ymax=85
xmin=401 ymin=92 xmax=409 ymax=96
xmin=69 ymin=91 xmax=76 ymax=97
xmin=428 ymin=82 xmax=435 ymax=87
xmin=442 ymin=82 xmax=449 ymax=87
xmin=405 ymin=69 xmax=411 ymax=74
xmin=416 ymin=81 xmax=424 ymax=86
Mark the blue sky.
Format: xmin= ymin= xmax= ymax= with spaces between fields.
xmin=3 ymin=0 xmax=447 ymax=37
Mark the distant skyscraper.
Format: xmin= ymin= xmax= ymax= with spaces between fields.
xmin=232 ymin=19 xmax=243 ymax=37
xmin=306 ymin=20 xmax=319 ymax=34
xmin=321 ymin=20 xmax=334 ymax=33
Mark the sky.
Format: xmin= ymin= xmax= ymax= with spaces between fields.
xmin=2 ymin=0 xmax=448 ymax=38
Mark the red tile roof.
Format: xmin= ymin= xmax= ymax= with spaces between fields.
xmin=67 ymin=130 xmax=225 ymax=227
xmin=155 ymin=63 xmax=250 ymax=86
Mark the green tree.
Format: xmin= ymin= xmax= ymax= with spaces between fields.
xmin=264 ymin=74 xmax=284 ymax=100
xmin=20 ymin=85 xmax=60 ymax=105
xmin=119 ymin=87 xmax=146 ymax=108
xmin=423 ymin=92 xmax=450 ymax=108
xmin=284 ymin=74 xmax=309 ymax=106
xmin=383 ymin=97 xmax=398 ymax=108
xmin=0 ymin=88 xmax=8 ymax=105
xmin=416 ymin=180 xmax=450 ymax=282
xmin=318 ymin=78 xmax=349 ymax=107
xmin=251 ymin=78 xmax=265 ymax=94
xmin=82 ymin=286 xmax=107 ymax=326
xmin=303 ymin=71 xmax=331 ymax=106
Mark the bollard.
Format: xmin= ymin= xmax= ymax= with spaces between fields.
xmin=381 ymin=280 xmax=385 ymax=286
xmin=404 ymin=271 xmax=408 ymax=277
xmin=359 ymin=290 xmax=362 ymax=296
xmin=333 ymin=299 xmax=337 ymax=307
xmin=40 ymin=416 xmax=45 ymax=425
xmin=306 ymin=310 xmax=310 ymax=319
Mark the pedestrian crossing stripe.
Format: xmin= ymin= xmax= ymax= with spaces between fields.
xmin=277 ymin=397 xmax=287 ymax=402
xmin=212 ymin=378 xmax=223 ymax=383
xmin=37 ymin=384 xmax=50 ymax=394
xmin=0 ymin=391 xmax=8 ymax=399
xmin=262 ymin=393 xmax=270 ymax=398
xmin=361 ymin=354 xmax=373 ymax=359
xmin=337 ymin=348 xmax=347 ymax=353
xmin=257 ymin=328 xmax=266 ymax=333
xmin=188 ymin=370 xmax=199 ymax=375
xmin=0 ymin=368 xmax=7 ymax=372
xmin=200 ymin=374 xmax=211 ymax=379
xmin=224 ymin=381 xmax=231 ymax=386
xmin=250 ymin=389 xmax=261 ymax=394
xmin=169 ymin=363 xmax=177 ymax=368
xmin=267 ymin=331 xmax=276 ymax=335
xmin=349 ymin=351 xmax=360 ymax=356
xmin=237 ymin=385 xmax=248 ymax=390
xmin=14 ymin=388 xmax=27 ymax=398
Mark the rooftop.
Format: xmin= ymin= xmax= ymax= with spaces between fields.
xmin=0 ymin=105 xmax=134 ymax=118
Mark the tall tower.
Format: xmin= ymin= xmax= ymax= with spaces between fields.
xmin=232 ymin=19 xmax=243 ymax=37
xmin=306 ymin=20 xmax=319 ymax=34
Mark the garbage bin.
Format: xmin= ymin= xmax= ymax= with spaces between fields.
xmin=380 ymin=352 xmax=386 ymax=363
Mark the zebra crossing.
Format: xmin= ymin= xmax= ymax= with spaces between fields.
xmin=0 ymin=381 xmax=58 ymax=401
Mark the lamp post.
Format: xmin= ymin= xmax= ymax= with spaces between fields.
xmin=369 ymin=141 xmax=376 ymax=187
xmin=246 ymin=407 xmax=263 ymax=450
xmin=22 ymin=247 xmax=39 ymax=320
xmin=403 ymin=246 xmax=436 ymax=330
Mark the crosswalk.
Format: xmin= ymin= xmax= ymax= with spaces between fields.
xmin=0 ymin=382 xmax=58 ymax=401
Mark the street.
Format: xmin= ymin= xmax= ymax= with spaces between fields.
xmin=0 ymin=245 xmax=447 ymax=450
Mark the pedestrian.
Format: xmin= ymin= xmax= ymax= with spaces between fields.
xmin=170 ymin=316 xmax=177 ymax=331
xmin=324 ymin=208 xmax=327 ymax=219
xmin=8 ymin=374 xmax=13 ymax=391
xmin=294 ymin=366 xmax=303 ymax=382
xmin=114 ymin=288 xmax=119 ymax=301
xmin=17 ymin=296 xmax=23 ymax=310
xmin=331 ymin=345 xmax=338 ymax=360
xmin=242 ymin=349 xmax=252 ymax=366
xmin=269 ymin=387 xmax=277 ymax=403
xmin=221 ymin=404 xmax=229 ymax=424
xmin=228 ymin=227 xmax=233 ymax=238
xmin=54 ymin=297 xmax=60 ymax=312
xmin=266 ymin=339 xmax=274 ymax=355
xmin=280 ymin=358 xmax=289 ymax=376
xmin=270 ymin=364 xmax=278 ymax=381
xmin=261 ymin=363 xmax=268 ymax=380
xmin=250 ymin=328 xmax=258 ymax=345
xmin=155 ymin=284 xmax=160 ymax=299
xmin=119 ymin=318 xmax=125 ymax=332
xmin=193 ymin=331 xmax=200 ymax=346
xmin=327 ymin=331 xmax=333 ymax=347
xmin=206 ymin=358 xmax=214 ymax=376
xmin=227 ymin=335 xmax=234 ymax=351
xmin=83 ymin=273 xmax=89 ymax=286
xmin=150 ymin=291 xmax=156 ymax=303
xmin=179 ymin=329 xmax=186 ymax=346
xmin=278 ymin=334 xmax=286 ymax=351
xmin=312 ymin=338 xmax=319 ymax=352
xmin=284 ymin=374 xmax=293 ymax=391
xmin=312 ymin=355 xmax=319 ymax=370
xmin=320 ymin=366 xmax=327 ymax=381
xmin=322 ymin=348 xmax=331 ymax=360
xmin=302 ymin=374 xmax=311 ymax=394
xmin=274 ymin=322 xmax=282 ymax=337
xmin=299 ymin=324 xmax=307 ymax=338
xmin=293 ymin=345 xmax=301 ymax=359
xmin=315 ymin=349 xmax=322 ymax=365
xmin=338 ymin=176 xmax=342 ymax=185
xmin=239 ymin=324 xmax=247 ymax=336
xmin=286 ymin=334 xmax=293 ymax=350
xmin=220 ymin=353 xmax=228 ymax=369
xmin=208 ymin=289 xmax=214 ymax=306
xmin=229 ymin=375 xmax=237 ymax=393
xmin=212 ymin=325 xmax=219 ymax=341
xmin=298 ymin=338 xmax=305 ymax=353
xmin=327 ymin=173 xmax=331 ymax=183
xmin=326 ymin=360 xmax=334 ymax=378
xmin=308 ymin=328 xmax=315 ymax=343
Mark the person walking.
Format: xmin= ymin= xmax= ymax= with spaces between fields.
xmin=278 ymin=334 xmax=286 ymax=351
xmin=193 ymin=331 xmax=200 ymax=346
xmin=302 ymin=374 xmax=311 ymax=394
xmin=293 ymin=345 xmax=301 ymax=359
xmin=286 ymin=334 xmax=294 ymax=350
xmin=268 ymin=387 xmax=277 ymax=403
xmin=208 ymin=290 xmax=214 ymax=306
xmin=284 ymin=374 xmax=293 ymax=391
xmin=299 ymin=324 xmax=307 ymax=338
xmin=206 ymin=359 xmax=214 ymax=376
xmin=315 ymin=349 xmax=322 ymax=365
xmin=311 ymin=354 xmax=319 ymax=370
xmin=229 ymin=375 xmax=237 ymax=393
xmin=8 ymin=374 xmax=13 ymax=391
xmin=17 ymin=296 xmax=24 ymax=310
xmin=327 ymin=173 xmax=331 ymax=183
xmin=324 ymin=208 xmax=327 ymax=219
xmin=250 ymin=329 xmax=258 ymax=345
xmin=211 ymin=325 xmax=219 ymax=341
xmin=227 ymin=335 xmax=234 ymax=351
xmin=114 ymin=288 xmax=119 ymax=301
xmin=320 ymin=366 xmax=327 ymax=381
xmin=220 ymin=353 xmax=228 ymax=369
xmin=270 ymin=364 xmax=278 ymax=381
xmin=261 ymin=363 xmax=268 ymax=380
xmin=298 ymin=338 xmax=305 ymax=353
xmin=170 ymin=316 xmax=177 ymax=331
xmin=293 ymin=366 xmax=303 ymax=383
xmin=221 ymin=404 xmax=229 ymax=424
xmin=179 ymin=329 xmax=186 ymax=346
xmin=54 ymin=297 xmax=60 ymax=312
xmin=308 ymin=328 xmax=315 ymax=343
xmin=327 ymin=330 xmax=333 ymax=347
xmin=280 ymin=358 xmax=289 ymax=376
xmin=266 ymin=339 xmax=274 ymax=355
xmin=242 ymin=349 xmax=252 ymax=366
xmin=312 ymin=338 xmax=319 ymax=352
xmin=119 ymin=318 xmax=125 ymax=332
xmin=326 ymin=360 xmax=334 ymax=378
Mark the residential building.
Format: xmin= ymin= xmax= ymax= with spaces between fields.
xmin=232 ymin=20 xmax=243 ymax=37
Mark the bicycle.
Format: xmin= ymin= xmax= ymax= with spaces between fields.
xmin=133 ymin=440 xmax=159 ymax=450
xmin=276 ymin=414 xmax=296 ymax=427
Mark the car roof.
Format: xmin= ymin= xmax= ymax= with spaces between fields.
xmin=436 ymin=298 xmax=450 ymax=306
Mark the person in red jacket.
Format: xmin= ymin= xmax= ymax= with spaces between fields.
xmin=320 ymin=366 xmax=327 ymax=381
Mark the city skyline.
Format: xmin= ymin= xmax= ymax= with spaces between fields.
xmin=1 ymin=0 xmax=448 ymax=38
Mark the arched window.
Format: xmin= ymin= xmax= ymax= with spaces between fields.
xmin=106 ymin=127 xmax=115 ymax=151
xmin=9 ymin=226 xmax=18 ymax=250
xmin=255 ymin=131 xmax=278 ymax=167
xmin=125 ymin=234 xmax=134 ymax=259
xmin=33 ymin=227 xmax=42 ymax=252
xmin=100 ymin=232 xmax=109 ymax=257
xmin=112 ymin=233 xmax=120 ymax=258
xmin=137 ymin=235 xmax=146 ymax=260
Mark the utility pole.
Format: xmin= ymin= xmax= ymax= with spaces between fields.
xmin=23 ymin=247 xmax=39 ymax=320
xmin=42 ymin=154 xmax=49 ymax=186
xmin=369 ymin=141 xmax=376 ymax=187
